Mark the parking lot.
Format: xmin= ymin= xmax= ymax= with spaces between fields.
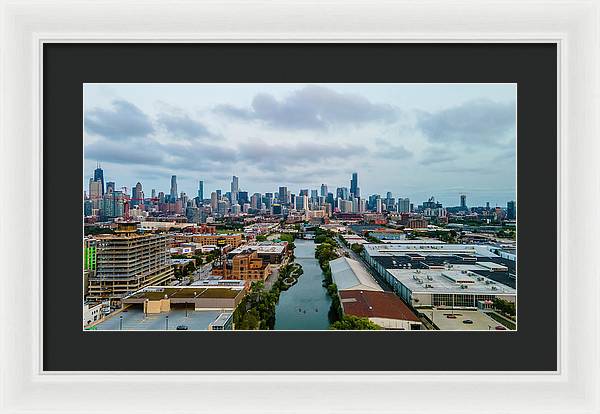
xmin=94 ymin=307 xmax=224 ymax=331
xmin=420 ymin=309 xmax=510 ymax=331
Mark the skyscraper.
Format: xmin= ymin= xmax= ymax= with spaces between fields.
xmin=198 ymin=180 xmax=204 ymax=201
xmin=210 ymin=192 xmax=218 ymax=210
xmin=106 ymin=181 xmax=115 ymax=194
xmin=278 ymin=186 xmax=288 ymax=204
xmin=132 ymin=182 xmax=143 ymax=207
xmin=231 ymin=176 xmax=239 ymax=204
xmin=320 ymin=184 xmax=328 ymax=197
xmin=507 ymin=200 xmax=516 ymax=220
xmin=398 ymin=197 xmax=410 ymax=213
xmin=93 ymin=163 xmax=105 ymax=196
xmin=460 ymin=194 xmax=467 ymax=209
xmin=350 ymin=172 xmax=358 ymax=197
xmin=170 ymin=175 xmax=178 ymax=201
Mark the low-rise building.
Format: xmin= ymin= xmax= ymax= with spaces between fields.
xmin=339 ymin=290 xmax=422 ymax=330
xmin=329 ymin=256 xmax=382 ymax=292
xmin=362 ymin=243 xmax=516 ymax=309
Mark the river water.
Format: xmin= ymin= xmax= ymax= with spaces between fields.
xmin=274 ymin=239 xmax=332 ymax=330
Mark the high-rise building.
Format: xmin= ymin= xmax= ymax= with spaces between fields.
xmin=460 ymin=194 xmax=467 ymax=209
xmin=106 ymin=181 xmax=115 ymax=194
xmin=231 ymin=176 xmax=239 ymax=204
xmin=93 ymin=163 xmax=105 ymax=196
xmin=337 ymin=187 xmax=349 ymax=201
xmin=151 ymin=189 xmax=156 ymax=199
xmin=198 ymin=180 xmax=204 ymax=201
xmin=210 ymin=192 xmax=218 ymax=210
xmin=507 ymin=200 xmax=516 ymax=220
xmin=132 ymin=182 xmax=143 ymax=206
xmin=170 ymin=175 xmax=178 ymax=201
xmin=87 ymin=222 xmax=174 ymax=302
xmin=398 ymin=197 xmax=410 ymax=213
xmin=320 ymin=184 xmax=328 ymax=197
xmin=376 ymin=198 xmax=383 ymax=213
xmin=350 ymin=172 xmax=358 ymax=197
xmin=278 ymin=187 xmax=288 ymax=204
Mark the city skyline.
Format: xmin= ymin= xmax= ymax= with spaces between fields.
xmin=84 ymin=83 xmax=517 ymax=206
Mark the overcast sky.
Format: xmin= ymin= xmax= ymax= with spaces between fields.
xmin=84 ymin=83 xmax=516 ymax=207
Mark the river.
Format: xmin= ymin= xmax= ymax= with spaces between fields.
xmin=273 ymin=239 xmax=332 ymax=330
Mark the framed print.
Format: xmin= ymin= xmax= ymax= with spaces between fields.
xmin=1 ymin=1 xmax=599 ymax=413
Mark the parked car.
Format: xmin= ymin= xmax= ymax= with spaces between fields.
xmin=463 ymin=319 xmax=474 ymax=324
xmin=176 ymin=325 xmax=189 ymax=330
xmin=495 ymin=325 xmax=507 ymax=330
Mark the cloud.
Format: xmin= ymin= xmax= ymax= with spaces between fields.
xmin=156 ymin=112 xmax=214 ymax=139
xmin=85 ymin=99 xmax=154 ymax=139
xmin=417 ymin=98 xmax=515 ymax=145
xmin=214 ymin=85 xmax=398 ymax=130
xmin=236 ymin=138 xmax=366 ymax=166
xmin=373 ymin=138 xmax=412 ymax=160
xmin=419 ymin=146 xmax=458 ymax=165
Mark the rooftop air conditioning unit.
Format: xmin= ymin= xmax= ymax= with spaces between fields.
xmin=491 ymin=286 xmax=498 ymax=290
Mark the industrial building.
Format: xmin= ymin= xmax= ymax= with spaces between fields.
xmin=362 ymin=243 xmax=516 ymax=309
xmin=87 ymin=222 xmax=174 ymax=303
xmin=339 ymin=290 xmax=422 ymax=330
xmin=329 ymin=256 xmax=382 ymax=292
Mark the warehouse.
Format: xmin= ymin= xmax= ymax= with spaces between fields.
xmin=362 ymin=243 xmax=516 ymax=309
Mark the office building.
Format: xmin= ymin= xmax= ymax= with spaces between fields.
xmin=210 ymin=192 xmax=218 ymax=210
xmin=132 ymin=182 xmax=143 ymax=206
xmin=398 ymin=197 xmax=410 ymax=213
xmin=230 ymin=176 xmax=239 ymax=204
xmin=460 ymin=194 xmax=467 ymax=209
xmin=350 ymin=172 xmax=358 ymax=197
xmin=93 ymin=163 xmax=105 ymax=196
xmin=320 ymin=184 xmax=328 ymax=197
xmin=87 ymin=222 xmax=174 ymax=303
xmin=507 ymin=201 xmax=516 ymax=220
xmin=198 ymin=180 xmax=204 ymax=201
xmin=170 ymin=175 xmax=178 ymax=201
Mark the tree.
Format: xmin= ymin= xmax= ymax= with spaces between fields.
xmin=350 ymin=243 xmax=364 ymax=254
xmin=330 ymin=315 xmax=381 ymax=330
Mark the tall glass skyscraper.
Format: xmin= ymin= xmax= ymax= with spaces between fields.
xmin=170 ymin=175 xmax=177 ymax=201
xmin=350 ymin=172 xmax=358 ymax=197
xmin=93 ymin=163 xmax=105 ymax=196
xmin=198 ymin=180 xmax=204 ymax=200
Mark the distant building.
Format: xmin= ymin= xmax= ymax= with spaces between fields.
xmin=398 ymin=197 xmax=410 ymax=213
xmin=170 ymin=175 xmax=177 ymax=201
xmin=197 ymin=180 xmax=204 ymax=201
xmin=507 ymin=200 xmax=516 ymax=220
xmin=460 ymin=194 xmax=467 ymax=209
xmin=93 ymin=163 xmax=105 ymax=196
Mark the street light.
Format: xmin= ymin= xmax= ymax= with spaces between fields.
xmin=119 ymin=315 xmax=123 ymax=331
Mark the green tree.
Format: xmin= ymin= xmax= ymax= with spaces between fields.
xmin=350 ymin=243 xmax=364 ymax=254
xmin=330 ymin=315 xmax=381 ymax=330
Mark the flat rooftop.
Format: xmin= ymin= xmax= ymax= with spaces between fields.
xmin=365 ymin=243 xmax=516 ymax=289
xmin=124 ymin=286 xmax=243 ymax=301
xmin=94 ymin=307 xmax=225 ymax=331
xmin=386 ymin=268 xmax=516 ymax=295
xmin=420 ymin=309 xmax=511 ymax=331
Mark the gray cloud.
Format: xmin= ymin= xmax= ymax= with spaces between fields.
xmin=236 ymin=138 xmax=366 ymax=166
xmin=85 ymin=100 xmax=154 ymax=139
xmin=374 ymin=138 xmax=412 ymax=160
xmin=215 ymin=85 xmax=398 ymax=130
xmin=417 ymin=99 xmax=515 ymax=145
xmin=156 ymin=112 xmax=213 ymax=139
xmin=419 ymin=146 xmax=458 ymax=165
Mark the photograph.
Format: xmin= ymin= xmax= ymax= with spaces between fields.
xmin=82 ymin=83 xmax=517 ymax=332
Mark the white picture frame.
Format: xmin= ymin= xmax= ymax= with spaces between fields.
xmin=1 ymin=0 xmax=598 ymax=413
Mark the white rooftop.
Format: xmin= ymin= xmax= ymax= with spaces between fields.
xmin=329 ymin=257 xmax=383 ymax=292
xmin=387 ymin=268 xmax=516 ymax=295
